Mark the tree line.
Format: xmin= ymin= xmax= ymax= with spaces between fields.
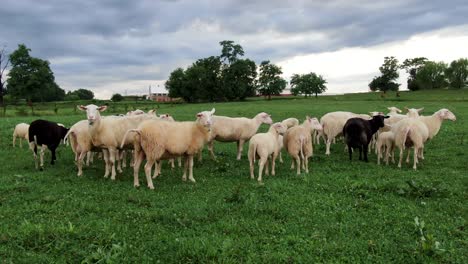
xmin=370 ymin=56 xmax=468 ymax=93
xmin=166 ymin=40 xmax=327 ymax=102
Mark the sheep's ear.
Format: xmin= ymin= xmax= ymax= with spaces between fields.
xmin=387 ymin=107 xmax=392 ymax=111
xmin=97 ymin=105 xmax=107 ymax=112
xmin=77 ymin=105 xmax=87 ymax=111
xmin=210 ymin=108 xmax=215 ymax=115
xmin=397 ymin=108 xmax=402 ymax=113
xmin=384 ymin=115 xmax=390 ymax=119
xmin=417 ymin=107 xmax=424 ymax=113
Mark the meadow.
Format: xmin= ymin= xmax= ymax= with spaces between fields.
xmin=0 ymin=90 xmax=466 ymax=263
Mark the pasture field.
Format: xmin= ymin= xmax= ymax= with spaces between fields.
xmin=0 ymin=90 xmax=467 ymax=263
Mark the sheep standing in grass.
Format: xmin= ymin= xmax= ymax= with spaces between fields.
xmin=391 ymin=118 xmax=429 ymax=170
xmin=127 ymin=108 xmax=215 ymax=189
xmin=376 ymin=131 xmax=395 ymax=165
xmin=203 ymin=112 xmax=273 ymax=160
xmin=283 ymin=117 xmax=323 ymax=175
xmin=277 ymin=118 xmax=300 ymax=163
xmin=248 ymin=122 xmax=287 ymax=182
xmin=319 ymin=111 xmax=371 ymax=155
xmin=343 ymin=115 xmax=388 ymax=162
xmin=13 ymin=123 xmax=29 ymax=148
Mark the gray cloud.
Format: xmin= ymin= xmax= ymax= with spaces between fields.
xmin=1 ymin=0 xmax=467 ymax=98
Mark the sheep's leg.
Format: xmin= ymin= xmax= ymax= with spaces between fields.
xmin=398 ymin=148 xmax=403 ymax=168
xmin=170 ymin=159 xmax=175 ymax=169
xmin=182 ymin=156 xmax=189 ymax=181
xmin=237 ymin=139 xmax=245 ymax=160
xmin=391 ymin=147 xmax=395 ymax=164
xmin=85 ymin=152 xmax=91 ymax=166
xmin=121 ymin=150 xmax=127 ymax=168
xmin=303 ymin=155 xmax=309 ymax=173
xmin=178 ymin=157 xmax=182 ymax=167
xmin=108 ymin=148 xmax=117 ymax=180
xmin=208 ymin=141 xmax=216 ymax=160
xmin=258 ymin=157 xmax=267 ymax=182
xmin=249 ymin=156 xmax=255 ymax=179
xmin=419 ymin=147 xmax=425 ymax=160
xmin=290 ymin=160 xmax=295 ymax=170
xmin=406 ymin=149 xmax=411 ymax=164
xmin=377 ymin=146 xmax=381 ymax=165
xmin=133 ymin=150 xmax=145 ymax=188
xmin=325 ymin=138 xmax=332 ymax=155
xmin=77 ymin=151 xmax=87 ymax=176
xmin=30 ymin=142 xmax=38 ymax=169
xmin=152 ymin=161 xmax=161 ymax=179
xmin=188 ymin=155 xmax=196 ymax=183
xmin=279 ymin=151 xmax=283 ymax=163
xmin=363 ymin=144 xmax=369 ymax=162
xmin=40 ymin=145 xmax=47 ymax=169
xmin=116 ymin=149 xmax=123 ymax=174
xmin=265 ymin=158 xmax=270 ymax=176
xmin=413 ymin=148 xmax=418 ymax=170
xmin=130 ymin=150 xmax=134 ymax=167
xmin=358 ymin=146 xmax=363 ymax=161
xmin=102 ymin=150 xmax=110 ymax=178
xmin=295 ymin=155 xmax=301 ymax=175
xmin=271 ymin=153 xmax=277 ymax=176
xmin=144 ymin=160 xmax=156 ymax=190
xmin=348 ymin=146 xmax=353 ymax=161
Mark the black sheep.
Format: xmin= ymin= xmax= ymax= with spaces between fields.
xmin=343 ymin=115 xmax=389 ymax=162
xmin=28 ymin=119 xmax=69 ymax=170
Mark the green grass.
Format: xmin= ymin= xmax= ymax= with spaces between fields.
xmin=0 ymin=89 xmax=467 ymax=263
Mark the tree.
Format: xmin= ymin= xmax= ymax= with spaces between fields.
xmin=445 ymin=58 xmax=468 ymax=89
xmin=400 ymin=57 xmax=428 ymax=91
xmin=258 ymin=61 xmax=287 ymax=100
xmin=415 ymin=61 xmax=447 ymax=89
xmin=73 ymin=89 xmax=94 ymax=100
xmin=7 ymin=44 xmax=65 ymax=102
xmin=111 ymin=93 xmax=124 ymax=102
xmin=0 ymin=46 xmax=9 ymax=107
xmin=290 ymin=72 xmax=327 ymax=98
xmin=166 ymin=68 xmax=186 ymax=99
xmin=222 ymin=58 xmax=257 ymax=100
xmin=219 ymin=40 xmax=244 ymax=64
xmin=369 ymin=56 xmax=400 ymax=93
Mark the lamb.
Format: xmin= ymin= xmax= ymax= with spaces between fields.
xmin=391 ymin=118 xmax=429 ymax=170
xmin=283 ymin=116 xmax=323 ymax=175
xmin=277 ymin=117 xmax=300 ymax=163
xmin=78 ymin=104 xmax=156 ymax=180
xmin=126 ymin=108 xmax=215 ymax=189
xmin=375 ymin=131 xmax=395 ymax=165
xmin=13 ymin=123 xmax=29 ymax=148
xmin=248 ymin=122 xmax=287 ymax=182
xmin=204 ymin=112 xmax=273 ymax=160
xmin=319 ymin=111 xmax=371 ymax=155
xmin=28 ymin=120 xmax=69 ymax=170
xmin=343 ymin=115 xmax=388 ymax=162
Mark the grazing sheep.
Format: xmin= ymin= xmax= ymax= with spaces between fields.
xmin=283 ymin=117 xmax=323 ymax=175
xmin=28 ymin=120 xmax=69 ymax=170
xmin=387 ymin=106 xmax=402 ymax=115
xmin=343 ymin=115 xmax=388 ymax=162
xmin=126 ymin=108 xmax=215 ymax=189
xmin=248 ymin=122 xmax=287 ymax=182
xmin=78 ymin=104 xmax=155 ymax=180
xmin=375 ymin=131 xmax=395 ymax=165
xmin=391 ymin=117 xmax=429 ymax=170
xmin=320 ymin=111 xmax=371 ymax=155
xmin=205 ymin=112 xmax=273 ymax=160
xmin=13 ymin=123 xmax=29 ymax=148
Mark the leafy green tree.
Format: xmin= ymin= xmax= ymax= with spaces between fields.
xmin=445 ymin=58 xmax=468 ymax=89
xmin=258 ymin=60 xmax=287 ymax=100
xmin=222 ymin=58 xmax=257 ymax=100
xmin=73 ymin=88 xmax=94 ymax=100
xmin=188 ymin=56 xmax=223 ymax=102
xmin=111 ymin=93 xmax=124 ymax=102
xmin=290 ymin=72 xmax=327 ymax=98
xmin=7 ymin=44 xmax=65 ymax=102
xmin=369 ymin=56 xmax=400 ymax=93
xmin=219 ymin=40 xmax=244 ymax=64
xmin=0 ymin=46 xmax=9 ymax=106
xmin=400 ymin=57 xmax=428 ymax=91
xmin=415 ymin=61 xmax=447 ymax=89
xmin=166 ymin=68 xmax=186 ymax=99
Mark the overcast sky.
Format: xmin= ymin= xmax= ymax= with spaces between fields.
xmin=2 ymin=0 xmax=468 ymax=99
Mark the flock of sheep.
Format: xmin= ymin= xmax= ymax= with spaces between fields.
xmin=12 ymin=105 xmax=456 ymax=189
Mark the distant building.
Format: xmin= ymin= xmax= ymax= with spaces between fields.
xmin=148 ymin=92 xmax=174 ymax=102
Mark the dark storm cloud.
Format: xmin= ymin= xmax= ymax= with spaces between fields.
xmin=1 ymin=0 xmax=467 ymax=97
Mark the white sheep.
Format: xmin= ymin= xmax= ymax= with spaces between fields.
xmin=126 ymin=108 xmax=215 ymax=189
xmin=78 ymin=104 xmax=156 ymax=180
xmin=391 ymin=118 xmax=429 ymax=170
xmin=387 ymin=106 xmax=402 ymax=115
xmin=277 ymin=117 xmax=300 ymax=163
xmin=319 ymin=111 xmax=370 ymax=155
xmin=375 ymin=131 xmax=395 ymax=165
xmin=248 ymin=122 xmax=287 ymax=182
xmin=204 ymin=112 xmax=273 ymax=160
xmin=13 ymin=123 xmax=29 ymax=148
xmin=283 ymin=117 xmax=323 ymax=174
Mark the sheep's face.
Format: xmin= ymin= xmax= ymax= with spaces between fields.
xmin=305 ymin=116 xmax=323 ymax=131
xmin=372 ymin=115 xmax=389 ymax=128
xmin=437 ymin=109 xmax=456 ymax=121
xmin=196 ymin=108 xmax=215 ymax=128
xmin=387 ymin=107 xmax=402 ymax=113
xmin=272 ymin=122 xmax=287 ymax=135
xmin=258 ymin=112 xmax=273 ymax=124
xmin=78 ymin=104 xmax=107 ymax=125
xmin=405 ymin=107 xmax=423 ymax=118
xmin=160 ymin=114 xmax=175 ymax=122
